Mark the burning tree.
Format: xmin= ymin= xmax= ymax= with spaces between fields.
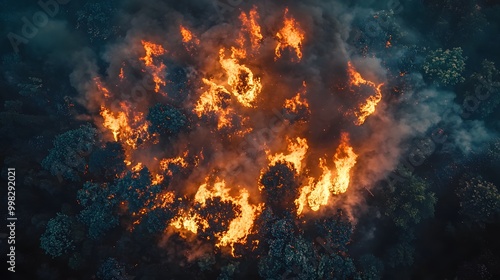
xmin=260 ymin=162 xmax=299 ymax=215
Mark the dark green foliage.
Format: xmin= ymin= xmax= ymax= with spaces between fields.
xmin=42 ymin=124 xmax=97 ymax=181
xmin=40 ymin=213 xmax=75 ymax=258
xmin=385 ymin=230 xmax=416 ymax=269
xmin=317 ymin=253 xmax=357 ymax=280
xmin=77 ymin=182 xmax=119 ymax=239
xmin=112 ymin=168 xmax=156 ymax=214
xmin=260 ymin=162 xmax=299 ymax=214
xmin=147 ymin=103 xmax=187 ymax=137
xmin=385 ymin=173 xmax=437 ymax=228
xmin=68 ymin=252 xmax=85 ymax=270
xmin=4 ymin=100 xmax=22 ymax=113
xmin=88 ymin=142 xmax=126 ymax=180
xmin=18 ymin=76 xmax=44 ymax=97
xmin=76 ymin=2 xmax=119 ymax=43
xmin=422 ymin=47 xmax=467 ymax=86
xmin=258 ymin=214 xmax=358 ymax=280
xmin=464 ymin=60 xmax=500 ymax=118
xmin=488 ymin=139 xmax=500 ymax=165
xmin=358 ymin=254 xmax=384 ymax=280
xmin=166 ymin=66 xmax=190 ymax=102
xmin=197 ymin=253 xmax=216 ymax=272
xmin=314 ymin=210 xmax=353 ymax=252
xmin=140 ymin=207 xmax=176 ymax=233
xmin=195 ymin=197 xmax=241 ymax=238
xmin=258 ymin=234 xmax=317 ymax=280
xmin=457 ymin=175 xmax=500 ymax=228
xmin=97 ymin=258 xmax=128 ymax=280
xmin=218 ymin=262 xmax=239 ymax=280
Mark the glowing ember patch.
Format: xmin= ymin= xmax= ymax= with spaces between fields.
xmin=219 ymin=48 xmax=262 ymax=107
xmin=275 ymin=8 xmax=305 ymax=61
xmin=95 ymin=78 xmax=111 ymax=98
xmin=347 ymin=61 xmax=384 ymax=125
xmin=151 ymin=173 xmax=164 ymax=185
xmin=119 ymin=67 xmax=124 ymax=80
xmin=159 ymin=156 xmax=188 ymax=171
xmin=180 ymin=25 xmax=200 ymax=45
xmin=131 ymin=162 xmax=143 ymax=172
xmin=171 ymin=210 xmax=207 ymax=235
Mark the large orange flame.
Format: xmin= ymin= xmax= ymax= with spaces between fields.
xmin=239 ymin=7 xmax=263 ymax=51
xmin=100 ymin=106 xmax=127 ymax=142
xmin=267 ymin=137 xmax=308 ymax=172
xmin=275 ymin=8 xmax=305 ymax=61
xmin=332 ymin=132 xmax=358 ymax=194
xmin=295 ymin=133 xmax=357 ymax=215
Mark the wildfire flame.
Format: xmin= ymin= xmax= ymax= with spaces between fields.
xmin=180 ymin=25 xmax=199 ymax=44
xmin=83 ymin=6 xmax=384 ymax=259
xmin=267 ymin=137 xmax=308 ymax=172
xmin=171 ymin=178 xmax=262 ymax=256
xmin=195 ymin=78 xmax=234 ymax=129
xmin=295 ymin=133 xmax=357 ymax=215
xmin=95 ymin=78 xmax=111 ymax=98
xmin=219 ymin=48 xmax=262 ymax=107
xmin=100 ymin=106 xmax=127 ymax=141
xmin=347 ymin=61 xmax=384 ymax=125
xmin=275 ymin=8 xmax=305 ymax=61
xmin=141 ymin=40 xmax=167 ymax=93
xmin=332 ymin=132 xmax=358 ymax=194
xmin=239 ymin=7 xmax=263 ymax=51
xmin=284 ymin=81 xmax=310 ymax=118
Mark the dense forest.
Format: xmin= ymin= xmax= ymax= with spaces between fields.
xmin=1 ymin=0 xmax=500 ymax=279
